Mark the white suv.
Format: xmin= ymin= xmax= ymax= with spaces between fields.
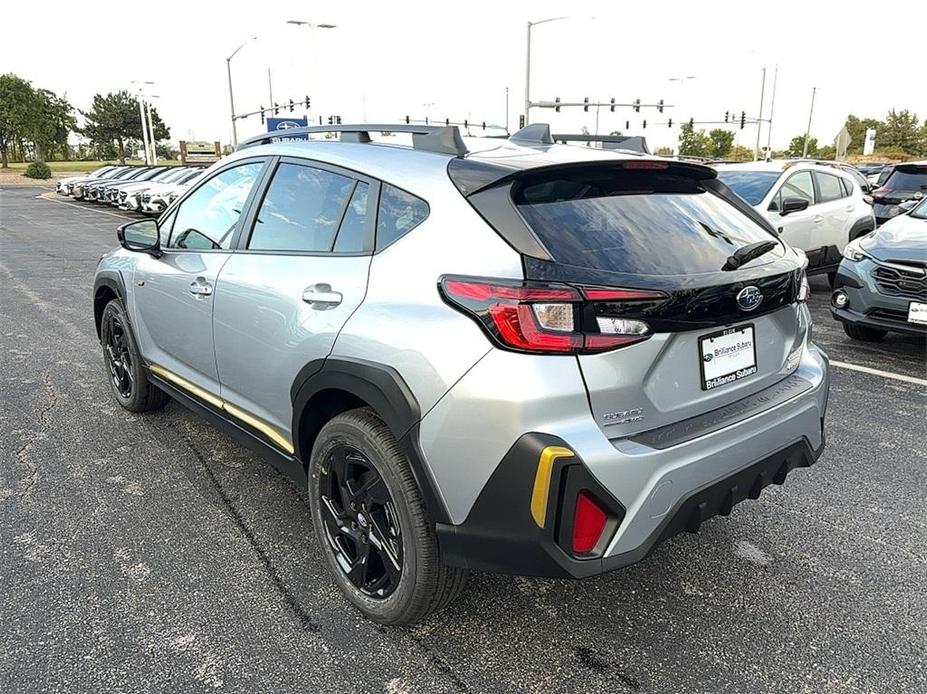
xmin=715 ymin=161 xmax=876 ymax=282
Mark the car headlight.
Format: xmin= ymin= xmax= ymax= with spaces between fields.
xmin=842 ymin=239 xmax=867 ymax=262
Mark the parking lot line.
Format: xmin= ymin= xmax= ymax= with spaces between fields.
xmin=36 ymin=191 xmax=135 ymax=220
xmin=830 ymin=360 xmax=927 ymax=387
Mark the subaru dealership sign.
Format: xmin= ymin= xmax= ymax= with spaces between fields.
xmin=267 ymin=117 xmax=308 ymax=141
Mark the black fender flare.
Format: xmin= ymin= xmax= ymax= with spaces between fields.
xmin=93 ymin=270 xmax=127 ymax=339
xmin=848 ymin=216 xmax=875 ymax=241
xmin=290 ymin=357 xmax=451 ymax=524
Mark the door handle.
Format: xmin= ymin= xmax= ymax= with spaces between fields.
xmin=189 ymin=280 xmax=213 ymax=296
xmin=302 ymin=283 xmax=343 ymax=308
xmin=813 ymin=215 xmax=824 ymax=224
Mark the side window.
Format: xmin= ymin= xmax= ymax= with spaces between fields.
xmin=780 ymin=171 xmax=815 ymax=205
xmin=168 ymin=162 xmax=264 ymax=250
xmin=839 ymin=177 xmax=852 ymax=197
xmin=248 ymin=162 xmax=353 ymax=252
xmin=333 ymin=181 xmax=370 ymax=253
xmin=376 ymin=184 xmax=429 ymax=251
xmin=815 ymin=172 xmax=843 ymax=203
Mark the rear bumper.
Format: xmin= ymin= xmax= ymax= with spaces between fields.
xmin=436 ymin=342 xmax=829 ymax=578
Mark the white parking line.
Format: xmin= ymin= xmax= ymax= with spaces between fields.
xmin=36 ymin=191 xmax=135 ymax=220
xmin=830 ymin=360 xmax=927 ymax=387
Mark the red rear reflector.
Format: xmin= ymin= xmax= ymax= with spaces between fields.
xmin=572 ymin=491 xmax=608 ymax=554
xmin=581 ymin=286 xmax=667 ymax=301
xmin=622 ymin=161 xmax=670 ymax=170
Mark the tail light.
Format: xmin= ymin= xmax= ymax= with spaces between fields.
xmin=871 ymin=186 xmax=888 ymax=198
xmin=572 ymin=491 xmax=608 ymax=554
xmin=439 ymin=276 xmax=666 ymax=355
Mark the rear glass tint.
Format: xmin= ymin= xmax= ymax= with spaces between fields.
xmin=886 ymin=167 xmax=927 ymax=191
xmin=714 ymin=170 xmax=780 ymax=205
xmin=513 ymin=170 xmax=780 ymax=276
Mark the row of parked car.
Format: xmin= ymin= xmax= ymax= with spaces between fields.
xmin=711 ymin=158 xmax=926 ymax=341
xmin=56 ymin=164 xmax=205 ymax=214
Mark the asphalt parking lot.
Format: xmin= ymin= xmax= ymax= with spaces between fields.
xmin=1 ymin=185 xmax=925 ymax=694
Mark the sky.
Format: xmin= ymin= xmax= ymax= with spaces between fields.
xmin=2 ymin=0 xmax=924 ymax=153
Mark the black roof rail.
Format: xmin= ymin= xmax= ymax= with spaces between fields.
xmin=236 ymin=123 xmax=468 ymax=157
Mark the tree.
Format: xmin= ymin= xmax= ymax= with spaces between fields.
xmin=678 ymin=122 xmax=712 ymax=157
xmin=788 ymin=134 xmax=818 ymax=157
xmin=82 ymin=90 xmax=170 ymax=163
xmin=26 ymin=89 xmax=76 ymax=162
xmin=844 ymin=114 xmax=882 ymax=155
xmin=879 ymin=109 xmax=920 ymax=155
xmin=708 ymin=128 xmax=735 ymax=158
xmin=0 ymin=73 xmax=34 ymax=167
xmin=653 ymin=145 xmax=673 ymax=156
xmin=726 ymin=145 xmax=754 ymax=162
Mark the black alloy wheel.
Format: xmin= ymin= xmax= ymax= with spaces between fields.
xmin=104 ymin=311 xmax=135 ymax=399
xmin=318 ymin=445 xmax=403 ymax=598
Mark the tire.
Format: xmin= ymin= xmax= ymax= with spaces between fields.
xmin=842 ymin=322 xmax=887 ymax=342
xmin=100 ymin=299 xmax=170 ymax=412
xmin=308 ymin=407 xmax=467 ymax=625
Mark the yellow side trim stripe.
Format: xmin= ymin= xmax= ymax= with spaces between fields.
xmin=148 ymin=364 xmax=295 ymax=456
xmin=530 ymin=446 xmax=575 ymax=528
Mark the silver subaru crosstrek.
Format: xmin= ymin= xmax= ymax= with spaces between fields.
xmin=93 ymin=123 xmax=830 ymax=625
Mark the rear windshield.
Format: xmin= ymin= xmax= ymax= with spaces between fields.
xmin=885 ymin=167 xmax=927 ymax=191
xmin=514 ymin=170 xmax=779 ymax=276
xmin=714 ymin=170 xmax=780 ymax=205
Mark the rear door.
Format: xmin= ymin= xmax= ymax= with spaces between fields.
xmin=511 ymin=164 xmax=806 ymax=440
xmin=811 ymin=170 xmax=851 ymax=254
xmin=212 ymin=158 xmax=377 ymax=448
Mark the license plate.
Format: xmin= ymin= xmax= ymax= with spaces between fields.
xmin=908 ymin=301 xmax=927 ymax=325
xmin=699 ymin=325 xmax=757 ymax=391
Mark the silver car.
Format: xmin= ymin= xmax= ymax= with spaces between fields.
xmin=93 ymin=123 xmax=830 ymax=625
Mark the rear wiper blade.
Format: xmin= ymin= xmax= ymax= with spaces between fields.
xmin=722 ymin=240 xmax=778 ymax=271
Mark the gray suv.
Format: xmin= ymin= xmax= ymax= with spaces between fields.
xmin=93 ymin=123 xmax=830 ymax=625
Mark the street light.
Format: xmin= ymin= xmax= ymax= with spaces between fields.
xmin=524 ymin=16 xmax=568 ymax=125
xmin=131 ymin=80 xmax=155 ymax=164
xmin=226 ymin=36 xmax=258 ymax=147
xmin=286 ymin=20 xmax=337 ymax=29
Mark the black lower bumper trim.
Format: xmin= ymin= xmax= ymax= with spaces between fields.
xmin=831 ymin=306 xmax=926 ymax=336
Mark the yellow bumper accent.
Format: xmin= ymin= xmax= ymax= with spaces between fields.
xmin=530 ymin=446 xmax=575 ymax=528
xmin=148 ymin=364 xmax=294 ymax=456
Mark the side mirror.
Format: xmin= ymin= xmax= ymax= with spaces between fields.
xmin=779 ymin=196 xmax=810 ymax=216
xmin=117 ymin=219 xmax=161 ymax=257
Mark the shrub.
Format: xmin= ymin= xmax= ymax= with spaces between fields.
xmin=23 ymin=161 xmax=51 ymax=179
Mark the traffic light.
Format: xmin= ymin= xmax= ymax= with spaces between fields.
xmin=633 ymin=98 xmax=641 ymax=113
xmin=724 ymin=110 xmax=729 ymax=123
xmin=260 ymin=108 xmax=265 ymax=125
xmin=689 ymin=118 xmax=694 ymax=128
xmin=327 ymin=116 xmax=333 ymax=125
xmin=668 ymin=118 xmax=673 ymax=128
xmin=609 ymin=98 xmax=615 ymax=112
xmin=519 ymin=114 xmax=525 ymax=129
xmin=405 ymin=115 xmax=410 ymax=124
xmin=583 ymin=97 xmax=589 ymax=112
xmin=657 ymin=99 xmax=664 ymax=113
xmin=554 ymin=97 xmax=561 ymax=113
xmin=306 ymin=96 xmax=311 ymax=110
xmin=288 ymin=99 xmax=294 ymax=112
xmin=335 ymin=115 xmax=342 ymax=125
xmin=642 ymin=119 xmax=647 ymax=129
xmin=740 ymin=111 xmax=746 ymax=129
xmin=625 ymin=120 xmax=630 ymax=130
xmin=273 ymin=102 xmax=279 ymax=115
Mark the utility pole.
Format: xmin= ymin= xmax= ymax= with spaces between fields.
xmin=268 ymin=68 xmax=274 ymax=109
xmin=765 ymin=64 xmax=778 ymax=160
xmin=145 ymin=99 xmax=157 ymax=164
xmin=802 ymin=86 xmax=817 ymax=158
xmin=137 ymin=96 xmax=151 ymax=165
xmin=754 ymin=67 xmax=766 ymax=161
xmin=523 ymin=21 xmax=532 ymax=124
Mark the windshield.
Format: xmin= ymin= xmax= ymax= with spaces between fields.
xmin=715 ymin=170 xmax=780 ymax=205
xmin=514 ymin=170 xmax=781 ymax=276
xmin=885 ymin=168 xmax=927 ymax=191
xmin=911 ymin=198 xmax=927 ymax=220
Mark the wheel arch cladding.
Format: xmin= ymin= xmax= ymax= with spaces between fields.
xmin=93 ymin=271 xmax=127 ymax=340
xmin=291 ymin=358 xmax=452 ymax=524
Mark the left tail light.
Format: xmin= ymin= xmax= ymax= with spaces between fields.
xmin=439 ymin=276 xmax=666 ymax=355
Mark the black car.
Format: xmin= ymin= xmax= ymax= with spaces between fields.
xmin=855 ymin=162 xmax=888 ymax=178
xmin=871 ymin=162 xmax=927 ymax=225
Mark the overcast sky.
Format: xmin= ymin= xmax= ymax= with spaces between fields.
xmin=3 ymin=0 xmax=924 ymax=152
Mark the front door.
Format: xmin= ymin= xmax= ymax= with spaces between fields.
xmin=771 ymin=169 xmax=817 ymax=253
xmin=213 ymin=159 xmax=377 ymax=446
xmin=131 ymin=160 xmax=267 ymax=395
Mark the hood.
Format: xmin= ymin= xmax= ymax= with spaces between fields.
xmin=861 ymin=214 xmax=927 ymax=263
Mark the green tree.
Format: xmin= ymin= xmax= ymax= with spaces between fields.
xmin=653 ymin=145 xmax=673 ymax=156
xmin=678 ymin=122 xmax=712 ymax=157
xmin=81 ymin=90 xmax=170 ymax=163
xmin=844 ymin=114 xmax=882 ymax=155
xmin=879 ymin=109 xmax=920 ymax=155
xmin=0 ymin=73 xmax=35 ymax=167
xmin=26 ymin=89 xmax=76 ymax=162
xmin=708 ymin=128 xmax=735 ymax=158
xmin=788 ymin=134 xmax=818 ymax=157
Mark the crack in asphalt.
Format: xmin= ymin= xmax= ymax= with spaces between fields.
xmin=573 ymin=646 xmax=641 ymax=692
xmin=157 ymin=419 xmax=323 ymax=634
xmin=15 ymin=370 xmax=59 ymax=499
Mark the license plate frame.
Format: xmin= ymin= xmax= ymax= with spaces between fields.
xmin=699 ymin=324 xmax=758 ymax=391
xmin=908 ymin=301 xmax=927 ymax=325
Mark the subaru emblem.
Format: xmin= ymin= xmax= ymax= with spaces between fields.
xmin=736 ymin=286 xmax=763 ymax=311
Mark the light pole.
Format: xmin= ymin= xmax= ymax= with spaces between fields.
xmin=226 ymin=36 xmax=257 ymax=148
xmin=145 ymin=96 xmax=159 ymax=164
xmin=765 ymin=64 xmax=778 ymax=160
xmin=524 ymin=16 xmax=567 ymax=125
xmin=754 ymin=67 xmax=766 ymax=161
xmin=286 ymin=21 xmax=337 ymax=124
xmin=802 ymin=86 xmax=817 ymax=158
xmin=131 ymin=80 xmax=154 ymax=164
xmin=668 ymin=75 xmax=696 ymax=134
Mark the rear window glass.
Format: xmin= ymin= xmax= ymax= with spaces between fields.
xmin=714 ymin=170 xmax=780 ymax=205
xmin=514 ymin=170 xmax=779 ymax=276
xmin=886 ymin=168 xmax=927 ymax=191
